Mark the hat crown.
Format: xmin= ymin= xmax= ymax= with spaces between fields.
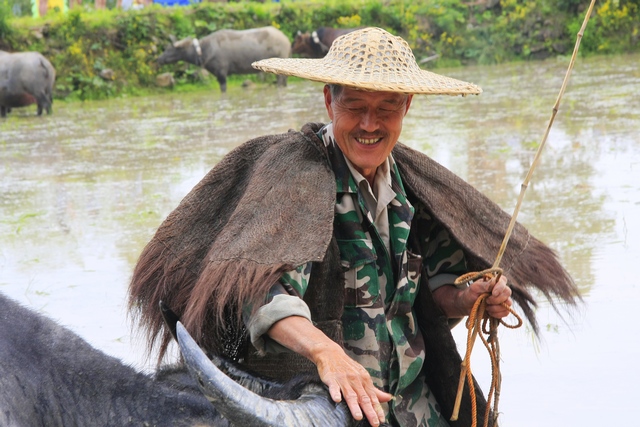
xmin=326 ymin=27 xmax=420 ymax=79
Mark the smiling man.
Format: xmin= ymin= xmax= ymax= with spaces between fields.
xmin=129 ymin=27 xmax=578 ymax=427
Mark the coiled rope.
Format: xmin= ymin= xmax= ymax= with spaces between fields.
xmin=450 ymin=268 xmax=523 ymax=427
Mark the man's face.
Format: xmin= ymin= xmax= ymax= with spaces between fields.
xmin=324 ymin=85 xmax=413 ymax=183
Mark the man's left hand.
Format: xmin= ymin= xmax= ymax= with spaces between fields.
xmin=432 ymin=274 xmax=513 ymax=319
xmin=468 ymin=275 xmax=512 ymax=318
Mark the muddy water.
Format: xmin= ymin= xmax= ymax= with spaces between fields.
xmin=1 ymin=53 xmax=638 ymax=426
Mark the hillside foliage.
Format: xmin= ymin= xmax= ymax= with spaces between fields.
xmin=0 ymin=0 xmax=638 ymax=100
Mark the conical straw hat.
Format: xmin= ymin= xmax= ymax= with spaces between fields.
xmin=252 ymin=27 xmax=481 ymax=96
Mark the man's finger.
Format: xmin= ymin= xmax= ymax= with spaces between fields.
xmin=328 ymin=382 xmax=342 ymax=403
xmin=358 ymin=393 xmax=382 ymax=426
xmin=343 ymin=390 xmax=363 ymax=420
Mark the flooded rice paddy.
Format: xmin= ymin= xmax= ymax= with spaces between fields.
xmin=1 ymin=52 xmax=639 ymax=426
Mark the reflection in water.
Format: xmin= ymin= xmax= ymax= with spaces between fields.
xmin=1 ymin=53 xmax=639 ymax=426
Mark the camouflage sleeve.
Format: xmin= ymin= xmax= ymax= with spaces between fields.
xmin=244 ymin=262 xmax=313 ymax=354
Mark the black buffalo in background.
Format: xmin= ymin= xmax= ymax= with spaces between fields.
xmin=0 ymin=292 xmax=370 ymax=427
xmin=291 ymin=27 xmax=360 ymax=58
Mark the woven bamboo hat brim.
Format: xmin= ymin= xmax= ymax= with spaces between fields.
xmin=252 ymin=27 xmax=481 ymax=96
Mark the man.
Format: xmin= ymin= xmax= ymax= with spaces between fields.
xmin=244 ymin=83 xmax=512 ymax=427
xmin=129 ymin=28 xmax=578 ymax=427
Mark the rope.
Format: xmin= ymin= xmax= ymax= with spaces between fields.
xmin=450 ymin=268 xmax=523 ymax=427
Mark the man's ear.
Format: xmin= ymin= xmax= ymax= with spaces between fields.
xmin=404 ymin=94 xmax=414 ymax=115
xmin=323 ymin=85 xmax=334 ymax=120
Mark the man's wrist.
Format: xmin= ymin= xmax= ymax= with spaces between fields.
xmin=432 ymin=284 xmax=468 ymax=318
xmin=308 ymin=339 xmax=344 ymax=366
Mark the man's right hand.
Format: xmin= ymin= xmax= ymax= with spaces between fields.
xmin=267 ymin=315 xmax=391 ymax=426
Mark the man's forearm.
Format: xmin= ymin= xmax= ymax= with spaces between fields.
xmin=266 ymin=315 xmax=343 ymax=364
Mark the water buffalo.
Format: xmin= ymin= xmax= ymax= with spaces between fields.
xmin=0 ymin=50 xmax=55 ymax=117
xmin=157 ymin=26 xmax=291 ymax=93
xmin=291 ymin=27 xmax=359 ymax=58
xmin=0 ymin=292 xmax=368 ymax=427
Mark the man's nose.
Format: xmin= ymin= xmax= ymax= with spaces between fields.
xmin=360 ymin=110 xmax=379 ymax=132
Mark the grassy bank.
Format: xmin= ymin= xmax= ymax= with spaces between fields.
xmin=1 ymin=0 xmax=638 ymax=100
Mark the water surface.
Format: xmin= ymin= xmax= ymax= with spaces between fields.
xmin=1 ymin=53 xmax=638 ymax=426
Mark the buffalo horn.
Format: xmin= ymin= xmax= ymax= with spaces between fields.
xmin=206 ymin=352 xmax=283 ymax=396
xmin=176 ymin=322 xmax=352 ymax=427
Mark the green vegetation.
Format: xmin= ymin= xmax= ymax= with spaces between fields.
xmin=1 ymin=1 xmax=17 ymax=42
xmin=1 ymin=0 xmax=638 ymax=100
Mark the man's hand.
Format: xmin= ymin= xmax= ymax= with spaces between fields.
xmin=468 ymin=274 xmax=513 ymax=318
xmin=267 ymin=316 xmax=391 ymax=426
xmin=313 ymin=340 xmax=392 ymax=426
xmin=432 ymin=274 xmax=513 ymax=319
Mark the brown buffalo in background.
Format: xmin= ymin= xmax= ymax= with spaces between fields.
xmin=291 ymin=27 xmax=359 ymax=58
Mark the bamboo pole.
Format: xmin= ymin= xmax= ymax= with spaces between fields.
xmin=451 ymin=0 xmax=598 ymax=423
xmin=492 ymin=0 xmax=598 ymax=268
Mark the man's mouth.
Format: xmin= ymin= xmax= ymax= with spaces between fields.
xmin=356 ymin=137 xmax=383 ymax=145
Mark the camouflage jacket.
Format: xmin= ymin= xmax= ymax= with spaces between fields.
xmin=248 ymin=124 xmax=467 ymax=426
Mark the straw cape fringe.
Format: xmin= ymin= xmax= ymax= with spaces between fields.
xmin=393 ymin=147 xmax=579 ymax=327
xmin=128 ymin=122 xmax=579 ymax=367
xmin=129 ymin=125 xmax=337 ymax=360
